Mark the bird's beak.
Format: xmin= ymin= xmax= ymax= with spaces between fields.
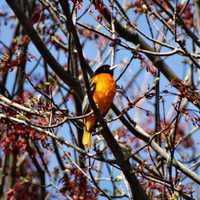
xmin=110 ymin=64 xmax=118 ymax=70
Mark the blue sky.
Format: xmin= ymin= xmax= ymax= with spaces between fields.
xmin=1 ymin=1 xmax=200 ymax=199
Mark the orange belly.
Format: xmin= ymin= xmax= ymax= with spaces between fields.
xmin=92 ymin=73 xmax=116 ymax=114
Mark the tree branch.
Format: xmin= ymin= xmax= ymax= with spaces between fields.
xmin=112 ymin=104 xmax=200 ymax=185
xmin=5 ymin=0 xmax=83 ymax=98
xmin=59 ymin=0 xmax=149 ymax=199
xmin=95 ymin=3 xmax=200 ymax=109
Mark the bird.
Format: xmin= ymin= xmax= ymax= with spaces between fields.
xmin=82 ymin=64 xmax=117 ymax=148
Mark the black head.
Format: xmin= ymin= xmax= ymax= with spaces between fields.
xmin=94 ymin=65 xmax=114 ymax=76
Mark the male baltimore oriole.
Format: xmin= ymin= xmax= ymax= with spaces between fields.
xmin=82 ymin=65 xmax=117 ymax=147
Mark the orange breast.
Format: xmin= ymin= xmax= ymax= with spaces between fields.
xmin=92 ymin=73 xmax=116 ymax=114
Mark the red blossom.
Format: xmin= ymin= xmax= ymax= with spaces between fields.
xmin=146 ymin=62 xmax=157 ymax=76
xmin=133 ymin=0 xmax=148 ymax=13
xmin=71 ymin=0 xmax=83 ymax=9
xmin=6 ymin=189 xmax=15 ymax=200
xmin=137 ymin=54 xmax=157 ymax=76
xmin=6 ymin=180 xmax=41 ymax=200
xmin=0 ymin=121 xmax=46 ymax=154
xmin=181 ymin=107 xmax=200 ymax=127
xmin=60 ymin=166 xmax=98 ymax=200
xmin=177 ymin=3 xmax=193 ymax=28
xmin=21 ymin=35 xmax=30 ymax=46
xmin=78 ymin=28 xmax=95 ymax=40
xmin=0 ymin=10 xmax=7 ymax=17
xmin=116 ymin=127 xmax=127 ymax=138
xmin=162 ymin=121 xmax=194 ymax=149
xmin=31 ymin=4 xmax=43 ymax=25
xmin=27 ymin=53 xmax=37 ymax=61
xmin=183 ymin=137 xmax=193 ymax=148
xmin=94 ymin=0 xmax=106 ymax=15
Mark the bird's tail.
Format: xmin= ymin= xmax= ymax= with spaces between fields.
xmin=82 ymin=129 xmax=92 ymax=148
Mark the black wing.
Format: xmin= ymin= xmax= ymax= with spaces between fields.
xmin=82 ymin=79 xmax=96 ymax=114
